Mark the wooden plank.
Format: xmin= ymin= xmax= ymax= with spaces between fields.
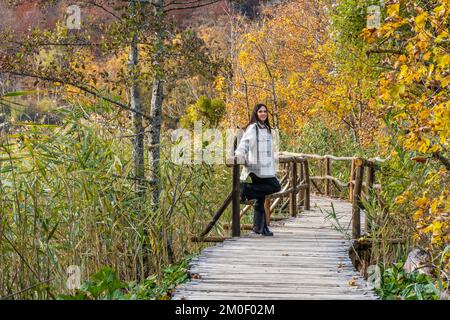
xmin=173 ymin=195 xmax=377 ymax=300
xmin=174 ymin=293 xmax=377 ymax=298
xmin=173 ymin=294 xmax=377 ymax=300
xmin=175 ymin=288 xmax=375 ymax=297
xmin=191 ymin=270 xmax=359 ymax=277
xmin=179 ymin=284 xmax=374 ymax=293
xmin=190 ymin=236 xmax=231 ymax=242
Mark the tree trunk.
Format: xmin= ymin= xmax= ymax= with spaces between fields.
xmin=148 ymin=1 xmax=174 ymax=264
xmin=149 ymin=78 xmax=163 ymax=209
xmin=129 ymin=33 xmax=145 ymax=196
xmin=128 ymin=0 xmax=147 ymax=279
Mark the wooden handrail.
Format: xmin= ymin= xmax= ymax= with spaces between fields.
xmin=241 ymin=173 xmax=291 ymax=218
xmin=279 ymin=151 xmax=355 ymax=161
xmin=193 ymin=156 xmax=311 ymax=241
xmin=277 ymin=155 xmax=307 ymax=163
xmin=200 ymin=191 xmax=232 ymax=237
xmin=281 ymin=152 xmax=383 ymax=239
xmin=193 ymin=150 xmax=386 ymax=242
xmin=278 ymin=151 xmax=387 ymax=164
xmin=239 ymin=183 xmax=308 ymax=204
xmin=310 ymin=175 xmax=348 ymax=188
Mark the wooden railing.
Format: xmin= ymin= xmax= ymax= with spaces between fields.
xmin=279 ymin=152 xmax=385 ymax=239
xmin=191 ymin=151 xmax=385 ymax=242
xmin=191 ymin=154 xmax=311 ymax=242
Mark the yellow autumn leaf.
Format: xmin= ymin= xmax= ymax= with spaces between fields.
xmin=435 ymin=32 xmax=449 ymax=44
xmin=419 ymin=109 xmax=430 ymax=120
xmin=413 ymin=209 xmax=424 ymax=220
xmin=398 ymin=54 xmax=407 ymax=63
xmin=423 ymin=51 xmax=432 ymax=61
xmin=430 ymin=199 xmax=439 ymax=214
xmin=432 ymin=220 xmax=443 ymax=233
xmin=387 ymin=4 xmax=400 ymax=17
xmin=437 ymin=54 xmax=450 ymax=68
xmin=395 ymin=195 xmax=407 ymax=204
xmin=415 ymin=196 xmax=429 ymax=208
xmin=433 ymin=5 xmax=446 ymax=18
xmin=428 ymin=144 xmax=440 ymax=153
xmin=399 ymin=64 xmax=409 ymax=79
xmin=415 ymin=12 xmax=428 ymax=30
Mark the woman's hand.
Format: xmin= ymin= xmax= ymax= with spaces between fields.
xmin=226 ymin=155 xmax=245 ymax=165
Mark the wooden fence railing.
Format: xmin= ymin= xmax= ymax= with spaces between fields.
xmin=190 ymin=151 xmax=385 ymax=242
xmin=279 ymin=152 xmax=385 ymax=239
xmin=191 ymin=154 xmax=310 ymax=242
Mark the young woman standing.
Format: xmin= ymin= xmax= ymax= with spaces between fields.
xmin=234 ymin=103 xmax=281 ymax=236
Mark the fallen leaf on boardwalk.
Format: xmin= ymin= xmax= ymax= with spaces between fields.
xmin=282 ymin=253 xmax=289 ymax=256
xmin=348 ymin=278 xmax=358 ymax=287
xmin=191 ymin=273 xmax=201 ymax=279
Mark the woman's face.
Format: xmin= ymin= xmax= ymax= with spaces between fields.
xmin=257 ymin=106 xmax=268 ymax=122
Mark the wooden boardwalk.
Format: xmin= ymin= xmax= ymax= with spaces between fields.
xmin=172 ymin=195 xmax=378 ymax=300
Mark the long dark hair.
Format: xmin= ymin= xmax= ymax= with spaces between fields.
xmin=245 ymin=103 xmax=272 ymax=133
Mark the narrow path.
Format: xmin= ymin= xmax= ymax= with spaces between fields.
xmin=172 ymin=195 xmax=378 ymax=300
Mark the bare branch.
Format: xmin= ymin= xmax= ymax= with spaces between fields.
xmin=1 ymin=70 xmax=151 ymax=121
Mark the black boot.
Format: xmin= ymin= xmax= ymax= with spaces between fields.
xmin=239 ymin=182 xmax=248 ymax=203
xmin=252 ymin=206 xmax=264 ymax=234
xmin=261 ymin=215 xmax=273 ymax=236
xmin=262 ymin=225 xmax=273 ymax=236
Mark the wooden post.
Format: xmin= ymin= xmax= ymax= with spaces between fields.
xmin=365 ymin=166 xmax=375 ymax=233
xmin=325 ymin=157 xmax=330 ymax=196
xmin=231 ymin=137 xmax=240 ymax=237
xmin=200 ymin=192 xmax=232 ymax=237
xmin=231 ymin=159 xmax=240 ymax=237
xmin=303 ymin=159 xmax=310 ymax=210
xmin=264 ymin=198 xmax=271 ymax=226
xmin=299 ymin=162 xmax=304 ymax=206
xmin=349 ymin=158 xmax=355 ymax=202
xmin=352 ymin=158 xmax=364 ymax=239
xmin=289 ymin=161 xmax=298 ymax=217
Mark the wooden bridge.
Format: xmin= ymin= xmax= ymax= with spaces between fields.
xmin=172 ymin=152 xmax=384 ymax=300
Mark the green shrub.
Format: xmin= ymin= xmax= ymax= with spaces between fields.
xmin=376 ymin=261 xmax=440 ymax=300
xmin=58 ymin=255 xmax=192 ymax=300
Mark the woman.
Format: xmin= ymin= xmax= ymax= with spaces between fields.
xmin=234 ymin=103 xmax=281 ymax=236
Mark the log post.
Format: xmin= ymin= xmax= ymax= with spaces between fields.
xmin=325 ymin=157 xmax=331 ymax=196
xmin=265 ymin=198 xmax=271 ymax=226
xmin=365 ymin=165 xmax=375 ymax=233
xmin=231 ymin=158 xmax=241 ymax=237
xmin=299 ymin=162 xmax=304 ymax=206
xmin=349 ymin=158 xmax=355 ymax=202
xmin=352 ymin=158 xmax=364 ymax=239
xmin=231 ymin=138 xmax=240 ymax=237
xmin=289 ymin=160 xmax=298 ymax=217
xmin=303 ymin=159 xmax=310 ymax=210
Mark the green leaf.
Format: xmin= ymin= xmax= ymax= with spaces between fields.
xmin=2 ymin=91 xmax=37 ymax=97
